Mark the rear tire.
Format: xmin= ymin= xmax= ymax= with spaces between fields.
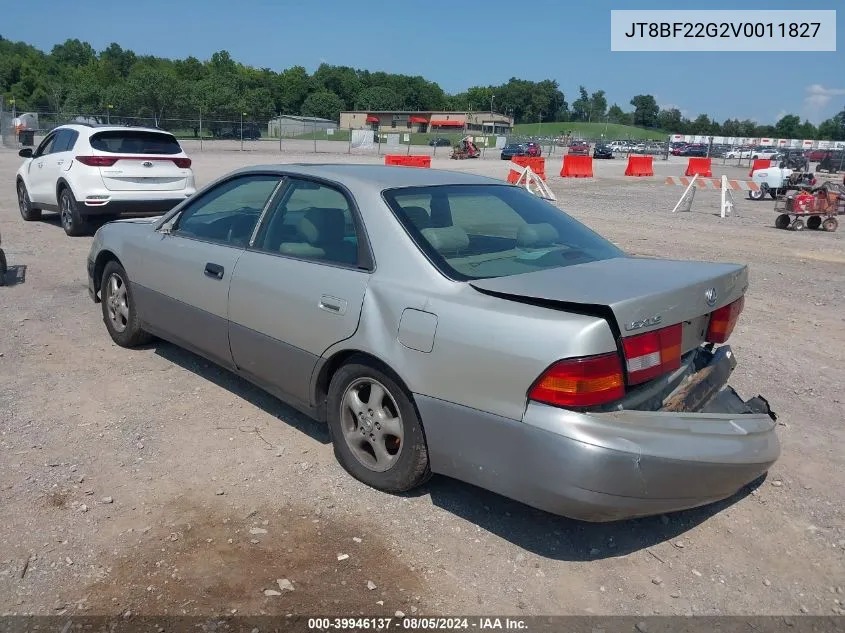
xmin=749 ymin=188 xmax=765 ymax=200
xmin=59 ymin=188 xmax=93 ymax=237
xmin=326 ymin=358 xmax=431 ymax=493
xmin=807 ymin=216 xmax=822 ymax=230
xmin=17 ymin=181 xmax=41 ymax=221
xmin=775 ymin=214 xmax=791 ymax=229
xmin=0 ymin=249 xmax=6 ymax=286
xmin=100 ymin=260 xmax=154 ymax=348
xmin=822 ymin=217 xmax=838 ymax=232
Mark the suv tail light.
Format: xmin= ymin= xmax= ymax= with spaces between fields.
xmin=706 ymin=296 xmax=745 ymax=343
xmin=172 ymin=157 xmax=192 ymax=168
xmin=622 ymin=323 xmax=683 ymax=386
xmin=76 ymin=155 xmax=118 ymax=167
xmin=528 ymin=353 xmax=625 ymax=408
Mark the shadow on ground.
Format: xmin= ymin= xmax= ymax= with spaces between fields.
xmin=153 ymin=341 xmax=330 ymax=445
xmin=148 ymin=340 xmax=766 ymax=563
xmin=1 ymin=264 xmax=26 ymax=286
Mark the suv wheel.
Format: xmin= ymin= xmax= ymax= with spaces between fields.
xmin=59 ymin=188 xmax=92 ymax=237
xmin=17 ymin=181 xmax=41 ymax=221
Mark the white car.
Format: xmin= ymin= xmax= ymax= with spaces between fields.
xmin=725 ymin=147 xmax=752 ymax=159
xmin=15 ymin=124 xmax=196 ymax=236
xmin=750 ymin=147 xmax=781 ymax=160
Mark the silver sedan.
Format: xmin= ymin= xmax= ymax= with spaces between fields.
xmin=87 ymin=164 xmax=779 ymax=521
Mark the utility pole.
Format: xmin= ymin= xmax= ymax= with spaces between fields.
xmin=240 ymin=112 xmax=245 ymax=151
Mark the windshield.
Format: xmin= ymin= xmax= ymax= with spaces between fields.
xmin=90 ymin=130 xmax=182 ymax=155
xmin=382 ymin=184 xmax=625 ymax=281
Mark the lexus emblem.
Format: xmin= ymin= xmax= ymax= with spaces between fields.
xmin=705 ymin=287 xmax=718 ymax=307
xmin=142 ymin=161 xmax=153 ymax=167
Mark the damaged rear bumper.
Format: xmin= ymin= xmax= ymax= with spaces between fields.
xmin=417 ymin=345 xmax=779 ymax=522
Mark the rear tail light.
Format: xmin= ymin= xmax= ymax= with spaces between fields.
xmin=621 ymin=323 xmax=682 ymax=385
xmin=706 ymin=296 xmax=744 ymax=343
xmin=528 ymin=353 xmax=625 ymax=408
xmin=75 ymin=155 xmax=118 ymax=167
xmin=75 ymin=155 xmax=191 ymax=168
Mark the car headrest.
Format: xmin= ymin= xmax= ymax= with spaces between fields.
xmin=421 ymin=226 xmax=469 ymax=254
xmin=517 ymin=222 xmax=559 ymax=248
xmin=402 ymin=206 xmax=431 ymax=229
xmin=298 ymin=208 xmax=345 ymax=245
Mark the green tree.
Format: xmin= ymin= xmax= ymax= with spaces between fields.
xmin=630 ymin=95 xmax=659 ymax=127
xmin=301 ymin=90 xmax=345 ymax=121
xmin=589 ymin=90 xmax=607 ymax=121
xmin=571 ymin=86 xmax=590 ymax=121
xmin=657 ymin=108 xmax=682 ymax=132
xmin=774 ymin=114 xmax=800 ymax=138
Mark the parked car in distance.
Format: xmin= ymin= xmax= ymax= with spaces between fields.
xmin=567 ymin=140 xmax=589 ymax=155
xmin=500 ymin=143 xmax=528 ymax=159
xmin=16 ymin=124 xmax=196 ymax=237
xmin=680 ymin=144 xmax=708 ymax=157
xmin=524 ymin=142 xmax=542 ymax=157
xmin=750 ymin=146 xmax=781 ymax=160
xmin=725 ymin=146 xmax=753 ymax=159
xmin=670 ymin=143 xmax=688 ymax=156
xmin=593 ymin=143 xmax=614 ymax=159
xmin=428 ymin=138 xmax=451 ymax=147
xmin=87 ymin=164 xmax=779 ymax=522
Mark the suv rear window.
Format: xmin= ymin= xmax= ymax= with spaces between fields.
xmin=90 ymin=131 xmax=182 ymax=155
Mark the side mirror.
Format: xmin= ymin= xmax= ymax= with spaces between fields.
xmin=18 ymin=148 xmax=33 ymax=158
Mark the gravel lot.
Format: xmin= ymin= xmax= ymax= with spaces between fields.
xmin=1 ymin=141 xmax=843 ymax=618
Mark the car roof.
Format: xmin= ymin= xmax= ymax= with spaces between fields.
xmin=225 ymin=163 xmax=505 ymax=189
xmin=57 ymin=123 xmax=175 ymax=135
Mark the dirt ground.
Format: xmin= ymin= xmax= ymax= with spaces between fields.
xmin=0 ymin=142 xmax=843 ymax=619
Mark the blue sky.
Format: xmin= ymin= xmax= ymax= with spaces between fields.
xmin=3 ymin=0 xmax=842 ymax=124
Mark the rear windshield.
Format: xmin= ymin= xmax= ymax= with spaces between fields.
xmin=90 ymin=131 xmax=182 ymax=155
xmin=383 ymin=184 xmax=625 ymax=281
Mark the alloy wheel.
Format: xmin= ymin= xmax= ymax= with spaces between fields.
xmin=104 ymin=273 xmax=130 ymax=333
xmin=339 ymin=378 xmax=404 ymax=473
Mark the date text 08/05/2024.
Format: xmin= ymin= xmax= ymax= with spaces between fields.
xmin=307 ymin=616 xmax=528 ymax=630
xmin=623 ymin=22 xmax=821 ymax=39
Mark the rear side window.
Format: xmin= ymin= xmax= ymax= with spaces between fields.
xmin=90 ymin=131 xmax=182 ymax=155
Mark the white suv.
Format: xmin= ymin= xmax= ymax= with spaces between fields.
xmin=15 ymin=124 xmax=196 ymax=236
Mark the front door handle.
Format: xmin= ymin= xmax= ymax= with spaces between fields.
xmin=319 ymin=295 xmax=347 ymax=315
xmin=204 ymin=262 xmax=225 ymax=279
xmin=56 ymin=160 xmax=64 ymax=166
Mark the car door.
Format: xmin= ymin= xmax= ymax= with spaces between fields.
xmin=41 ymin=129 xmax=79 ymax=202
xmin=26 ymin=131 xmax=60 ymax=205
xmin=227 ymin=177 xmax=373 ymax=407
xmin=127 ymin=173 xmax=283 ymax=368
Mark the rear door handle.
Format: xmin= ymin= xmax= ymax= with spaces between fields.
xmin=204 ymin=262 xmax=225 ymax=279
xmin=319 ymin=295 xmax=347 ymax=315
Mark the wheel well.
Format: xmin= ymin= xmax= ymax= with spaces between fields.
xmin=92 ymin=250 xmax=120 ymax=297
xmin=314 ymin=350 xmax=412 ymax=414
xmin=56 ymin=179 xmax=70 ymax=202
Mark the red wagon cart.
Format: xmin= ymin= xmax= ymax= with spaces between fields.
xmin=774 ymin=183 xmax=844 ymax=232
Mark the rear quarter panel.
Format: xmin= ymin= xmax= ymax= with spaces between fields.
xmin=324 ymin=279 xmax=618 ymax=422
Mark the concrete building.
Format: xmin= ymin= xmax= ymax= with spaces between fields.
xmin=339 ymin=111 xmax=514 ymax=134
xmin=268 ymin=115 xmax=338 ymax=137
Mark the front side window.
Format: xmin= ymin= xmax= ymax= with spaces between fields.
xmin=174 ymin=174 xmax=281 ymax=246
xmin=254 ymin=178 xmax=360 ymax=266
xmin=34 ymin=133 xmax=58 ymax=157
xmin=383 ymin=184 xmax=625 ymax=280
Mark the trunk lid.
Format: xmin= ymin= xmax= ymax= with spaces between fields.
xmin=97 ymin=156 xmax=189 ymax=192
xmin=469 ymin=256 xmax=748 ymax=341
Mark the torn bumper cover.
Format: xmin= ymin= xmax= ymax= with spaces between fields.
xmin=419 ymin=344 xmax=780 ymax=522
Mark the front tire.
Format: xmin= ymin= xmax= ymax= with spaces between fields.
xmin=749 ymin=188 xmax=765 ymax=200
xmin=326 ymin=359 xmax=431 ymax=493
xmin=100 ymin=260 xmax=154 ymax=348
xmin=17 ymin=181 xmax=41 ymax=221
xmin=59 ymin=188 xmax=92 ymax=237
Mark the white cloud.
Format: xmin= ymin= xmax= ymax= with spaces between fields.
xmin=802 ymin=84 xmax=845 ymax=122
